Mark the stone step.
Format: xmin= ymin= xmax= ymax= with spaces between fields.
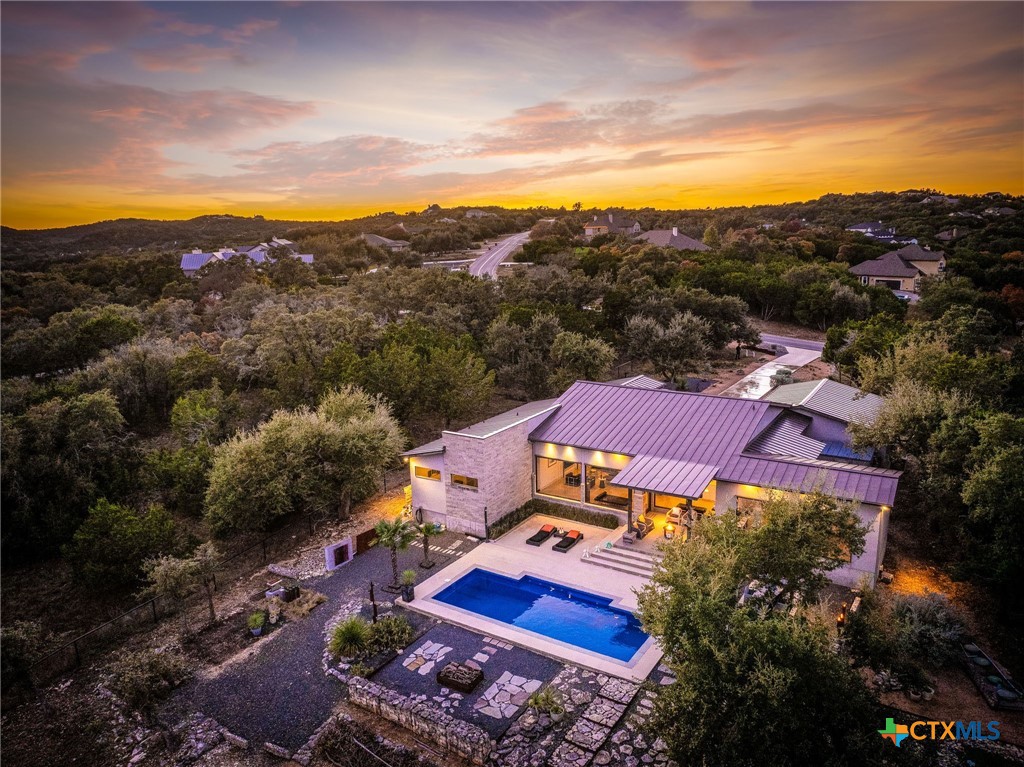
xmin=595 ymin=546 xmax=662 ymax=566
xmin=582 ymin=552 xmax=655 ymax=579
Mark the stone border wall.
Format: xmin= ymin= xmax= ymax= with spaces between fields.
xmin=348 ymin=677 xmax=494 ymax=765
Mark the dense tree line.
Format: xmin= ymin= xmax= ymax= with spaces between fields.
xmin=1 ymin=192 xmax=1020 ymax=606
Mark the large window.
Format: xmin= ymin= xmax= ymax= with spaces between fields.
xmin=414 ymin=466 xmax=441 ymax=481
xmin=451 ymin=474 xmax=478 ymax=489
xmin=586 ymin=465 xmax=631 ymax=511
xmin=535 ymin=457 xmax=583 ymax=501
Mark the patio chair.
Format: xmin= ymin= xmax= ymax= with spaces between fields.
xmin=552 ymin=530 xmax=583 ymax=552
xmin=525 ymin=523 xmax=556 ymax=546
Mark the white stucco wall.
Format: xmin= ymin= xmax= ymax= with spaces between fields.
xmin=714 ymin=481 xmax=886 ymax=588
xmin=408 ymin=453 xmax=447 ymax=525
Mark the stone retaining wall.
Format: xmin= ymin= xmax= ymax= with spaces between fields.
xmin=348 ymin=677 xmax=494 ymax=765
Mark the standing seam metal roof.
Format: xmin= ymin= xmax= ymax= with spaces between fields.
xmin=530 ymin=380 xmax=900 ymax=504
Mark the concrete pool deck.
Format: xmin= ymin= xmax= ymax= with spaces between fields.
xmin=406 ymin=514 xmax=663 ymax=681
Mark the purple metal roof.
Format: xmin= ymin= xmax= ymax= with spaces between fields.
xmin=180 ymin=252 xmax=215 ymax=270
xmin=717 ymin=454 xmax=900 ymax=506
xmin=746 ymin=412 xmax=825 ymax=459
xmin=530 ymin=380 xmax=900 ymax=504
xmin=530 ymin=381 xmax=782 ymax=496
xmin=612 ymin=456 xmax=718 ymax=498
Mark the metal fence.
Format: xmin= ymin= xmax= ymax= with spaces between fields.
xmin=28 ymin=514 xmax=319 ymax=682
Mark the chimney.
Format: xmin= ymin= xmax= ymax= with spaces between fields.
xmin=608 ymin=213 xmax=613 ymax=224
xmin=672 ymin=227 xmax=678 ymax=237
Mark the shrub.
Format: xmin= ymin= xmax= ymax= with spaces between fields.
xmin=329 ymin=617 xmax=371 ymax=658
xmin=369 ymin=615 xmax=415 ymax=653
xmin=106 ymin=649 xmax=191 ymax=713
xmin=248 ymin=611 xmax=267 ymax=630
xmin=528 ymin=686 xmax=564 ymax=714
xmin=489 ymin=499 xmax=619 ymax=539
xmin=846 ymin=589 xmax=964 ymax=686
xmin=401 ymin=569 xmax=417 ymax=586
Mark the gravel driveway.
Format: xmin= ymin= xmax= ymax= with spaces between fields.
xmin=164 ymin=532 xmax=478 ymax=750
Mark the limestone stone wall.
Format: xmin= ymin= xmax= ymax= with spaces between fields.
xmin=348 ymin=677 xmax=494 ymax=765
xmin=442 ymin=416 xmax=547 ymax=537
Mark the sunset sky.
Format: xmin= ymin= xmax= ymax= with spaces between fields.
xmin=2 ymin=1 xmax=1022 ymax=229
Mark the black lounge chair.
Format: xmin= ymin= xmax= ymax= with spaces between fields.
xmin=553 ymin=530 xmax=583 ymax=552
xmin=526 ymin=523 xmax=555 ymax=546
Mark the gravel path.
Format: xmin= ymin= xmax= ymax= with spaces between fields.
xmin=164 ymin=532 xmax=477 ymax=751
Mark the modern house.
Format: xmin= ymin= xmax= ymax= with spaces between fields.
xmin=848 ymin=244 xmax=946 ymax=293
xmin=360 ymin=233 xmax=411 ymax=252
xmin=465 ymin=209 xmax=496 ymax=219
xmin=179 ymin=237 xmax=314 ymax=276
xmin=403 ymin=379 xmax=900 ymax=587
xmin=584 ymin=212 xmax=642 ymax=239
xmin=636 ymin=227 xmax=711 ymax=252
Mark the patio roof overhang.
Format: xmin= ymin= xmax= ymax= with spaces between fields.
xmin=610 ymin=454 xmax=718 ymax=499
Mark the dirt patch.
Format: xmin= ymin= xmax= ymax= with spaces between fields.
xmin=179 ymin=611 xmax=259 ymax=667
xmin=701 ymin=354 xmax=775 ymax=395
xmin=792 ymin=357 xmax=832 ymax=382
xmin=878 ymin=667 xmax=1024 ymax=746
xmin=751 ymin=318 xmax=827 ymax=342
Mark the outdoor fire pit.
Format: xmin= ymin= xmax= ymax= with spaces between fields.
xmin=436 ymin=661 xmax=483 ymax=693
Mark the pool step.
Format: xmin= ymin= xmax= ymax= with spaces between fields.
xmin=582 ymin=548 xmax=659 ymax=578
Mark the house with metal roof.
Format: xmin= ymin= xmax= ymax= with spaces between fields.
xmin=179 ymin=237 xmax=314 ymax=276
xmin=403 ymin=378 xmax=900 ymax=587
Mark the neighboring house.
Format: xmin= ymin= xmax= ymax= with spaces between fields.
xmin=847 ymin=221 xmax=894 ymax=238
xmin=935 ymin=228 xmax=964 ymax=243
xmin=465 ymin=209 xmax=495 ymax=219
xmin=984 ymin=207 xmax=1017 ymax=216
xmin=179 ymin=237 xmax=313 ymax=276
xmin=920 ymin=195 xmax=959 ymax=205
xmin=636 ymin=227 xmax=711 ymax=252
xmin=761 ymin=379 xmax=883 ymax=463
xmin=360 ymin=233 xmax=411 ymax=252
xmin=403 ymin=379 xmax=900 ymax=587
xmin=584 ymin=212 xmax=642 ymax=239
xmin=848 ymin=244 xmax=946 ymax=292
xmin=845 ymin=221 xmax=918 ymax=245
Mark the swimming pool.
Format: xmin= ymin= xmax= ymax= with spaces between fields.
xmin=432 ymin=568 xmax=649 ymax=662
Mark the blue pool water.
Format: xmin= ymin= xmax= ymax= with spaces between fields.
xmin=433 ymin=568 xmax=649 ymax=662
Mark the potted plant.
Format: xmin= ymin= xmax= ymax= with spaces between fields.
xmin=907 ymin=688 xmax=922 ymax=702
xmin=921 ymin=685 xmax=935 ymax=701
xmin=400 ymin=570 xmax=417 ymax=602
xmin=528 ymin=687 xmax=564 ymax=722
xmin=248 ymin=611 xmax=267 ymax=637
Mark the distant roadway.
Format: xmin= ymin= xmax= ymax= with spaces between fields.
xmin=758 ymin=333 xmax=825 ymax=353
xmin=468 ymin=231 xmax=531 ymax=278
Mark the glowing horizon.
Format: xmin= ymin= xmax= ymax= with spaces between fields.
xmin=2 ymin=1 xmax=1022 ymax=230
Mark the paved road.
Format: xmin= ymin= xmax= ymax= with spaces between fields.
xmin=721 ymin=333 xmax=825 ymax=399
xmin=758 ymin=333 xmax=825 ymax=353
xmin=468 ymin=231 xmax=531 ymax=278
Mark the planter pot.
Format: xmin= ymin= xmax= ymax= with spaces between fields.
xmin=921 ymin=687 xmax=935 ymax=701
xmin=908 ymin=689 xmax=922 ymax=702
xmin=401 ymin=584 xmax=415 ymax=603
xmin=283 ymin=585 xmax=300 ymax=603
xmin=250 ymin=627 xmax=263 ymax=637
xmin=551 ymin=710 xmax=564 ymax=722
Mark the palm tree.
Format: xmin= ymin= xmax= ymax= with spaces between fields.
xmin=375 ymin=516 xmax=417 ymax=589
xmin=417 ymin=521 xmax=444 ymax=569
